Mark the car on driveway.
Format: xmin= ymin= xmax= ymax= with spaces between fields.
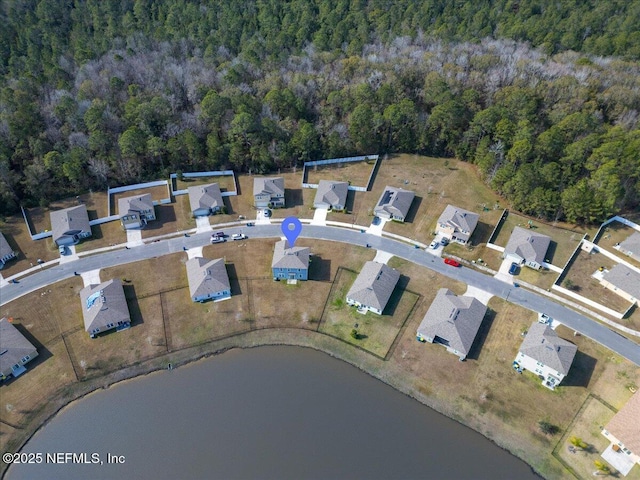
xmin=210 ymin=235 xmax=225 ymax=244
xmin=59 ymin=245 xmax=69 ymax=255
xmin=263 ymin=209 xmax=272 ymax=218
xmin=232 ymin=233 xmax=247 ymax=240
xmin=444 ymin=257 xmax=460 ymax=267
xmin=508 ymin=262 xmax=519 ymax=275
xmin=372 ymin=216 xmax=381 ymax=226
xmin=429 ymin=240 xmax=439 ymax=249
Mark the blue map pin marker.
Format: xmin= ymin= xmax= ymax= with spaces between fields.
xmin=281 ymin=216 xmax=302 ymax=248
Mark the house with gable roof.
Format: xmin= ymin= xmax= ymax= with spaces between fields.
xmin=503 ymin=226 xmax=551 ymax=270
xmin=617 ymin=231 xmax=640 ymax=263
xmin=601 ymin=393 xmax=640 ymax=473
xmin=118 ymin=194 xmax=156 ymax=230
xmin=416 ymin=288 xmax=487 ymax=360
xmin=346 ymin=261 xmax=400 ymax=315
xmin=254 ymin=177 xmax=285 ymax=208
xmin=0 ymin=232 xmax=17 ymax=269
xmin=0 ymin=317 xmax=38 ymax=382
xmin=80 ymin=279 xmax=131 ymax=338
xmin=271 ymin=240 xmax=310 ymax=281
xmin=188 ymin=183 xmax=224 ymax=217
xmin=514 ymin=321 xmax=577 ymax=389
xmin=50 ymin=204 xmax=92 ymax=246
xmin=373 ymin=186 xmax=415 ymax=222
xmin=314 ymin=180 xmax=348 ymax=211
xmin=186 ymin=257 xmax=231 ymax=302
xmin=436 ymin=205 xmax=480 ymax=245
xmin=600 ymin=264 xmax=640 ymax=305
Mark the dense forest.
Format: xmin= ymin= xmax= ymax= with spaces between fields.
xmin=1 ymin=0 xmax=639 ymax=223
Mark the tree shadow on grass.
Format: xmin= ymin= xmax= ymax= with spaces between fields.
xmin=561 ymin=350 xmax=597 ymax=388
xmin=466 ymin=307 xmax=497 ymax=361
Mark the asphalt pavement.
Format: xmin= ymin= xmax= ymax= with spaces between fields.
xmin=1 ymin=223 xmax=639 ymax=365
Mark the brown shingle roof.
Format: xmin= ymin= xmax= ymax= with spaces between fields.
xmin=605 ymin=393 xmax=640 ymax=454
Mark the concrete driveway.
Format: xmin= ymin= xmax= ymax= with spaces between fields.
xmin=311 ymin=207 xmax=328 ymax=226
xmin=195 ymin=216 xmax=212 ymax=233
xmin=126 ymin=229 xmax=144 ymax=247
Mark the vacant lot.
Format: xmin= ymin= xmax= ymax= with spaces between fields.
xmin=561 ymin=250 xmax=634 ymax=315
xmin=319 ymin=268 xmax=419 ymax=358
xmin=174 ymin=174 xmax=237 ymax=193
xmin=305 ymin=158 xmax=375 ymax=188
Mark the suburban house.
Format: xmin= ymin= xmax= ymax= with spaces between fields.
xmin=601 ymin=393 xmax=640 ymax=472
xmin=80 ymin=279 xmax=131 ymax=338
xmin=118 ymin=194 xmax=156 ymax=230
xmin=346 ymin=261 xmax=400 ymax=315
xmin=186 ymin=257 xmax=231 ymax=302
xmin=600 ymin=264 xmax=640 ymax=305
xmin=618 ymin=232 xmax=640 ymax=262
xmin=373 ymin=186 xmax=415 ymax=222
xmin=50 ymin=204 xmax=92 ymax=247
xmin=0 ymin=232 xmax=17 ymax=269
xmin=271 ymin=240 xmax=310 ymax=281
xmin=253 ymin=177 xmax=285 ymax=208
xmin=436 ymin=205 xmax=480 ymax=244
xmin=0 ymin=317 xmax=38 ymax=382
xmin=514 ymin=321 xmax=577 ymax=390
xmin=416 ymin=288 xmax=487 ymax=360
xmin=503 ymin=226 xmax=551 ymax=270
xmin=188 ymin=183 xmax=224 ymax=217
xmin=314 ymin=180 xmax=348 ymax=211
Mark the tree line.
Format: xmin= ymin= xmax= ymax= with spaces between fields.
xmin=0 ymin=1 xmax=639 ymax=223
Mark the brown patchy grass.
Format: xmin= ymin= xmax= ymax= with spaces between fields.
xmin=26 ymin=191 xmax=110 ymax=234
xmin=562 ymin=250 xmax=633 ymax=314
xmin=66 ymin=294 xmax=167 ymax=381
xmin=140 ymin=201 xmax=195 ymax=239
xmin=175 ymin=174 xmax=236 ymax=193
xmin=444 ymin=242 xmax=504 ymax=271
xmin=164 ymin=286 xmax=252 ymax=349
xmin=319 ymin=268 xmax=419 ymax=358
xmin=305 ymin=158 xmax=375 ymax=188
xmin=0 ymin=217 xmax=59 ymax=277
xmin=595 ymin=221 xmax=640 ymax=269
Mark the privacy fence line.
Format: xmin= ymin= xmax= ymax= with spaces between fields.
xmin=302 ymin=154 xmax=380 ymax=191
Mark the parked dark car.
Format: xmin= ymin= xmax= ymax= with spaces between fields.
xmin=508 ymin=262 xmax=519 ymax=275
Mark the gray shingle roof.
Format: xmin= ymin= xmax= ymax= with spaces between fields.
xmin=188 ymin=183 xmax=223 ymax=213
xmin=50 ymin=204 xmax=90 ymax=244
xmin=0 ymin=232 xmax=15 ymax=259
xmin=602 ymin=263 xmax=640 ymax=300
xmin=314 ymin=180 xmax=348 ymax=208
xmin=0 ymin=318 xmax=37 ymax=376
xmin=271 ymin=240 xmax=310 ymax=270
xmin=186 ymin=257 xmax=230 ymax=299
xmin=373 ymin=186 xmax=415 ymax=219
xmin=253 ymin=177 xmax=285 ymax=197
xmin=79 ymin=279 xmax=131 ymax=333
xmin=118 ymin=194 xmax=154 ymax=216
xmin=519 ymin=322 xmax=577 ymax=375
xmin=437 ymin=205 xmax=479 ymax=234
xmin=619 ymin=231 xmax=640 ymax=259
xmin=346 ymin=261 xmax=400 ymax=312
xmin=417 ymin=288 xmax=487 ymax=356
xmin=504 ymin=226 xmax=551 ymax=264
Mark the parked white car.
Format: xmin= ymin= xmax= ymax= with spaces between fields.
xmin=429 ymin=240 xmax=439 ymax=249
xmin=210 ymin=235 xmax=225 ymax=244
xmin=232 ymin=233 xmax=247 ymax=240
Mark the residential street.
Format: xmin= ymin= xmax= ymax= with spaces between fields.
xmin=2 ymin=223 xmax=639 ymax=365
